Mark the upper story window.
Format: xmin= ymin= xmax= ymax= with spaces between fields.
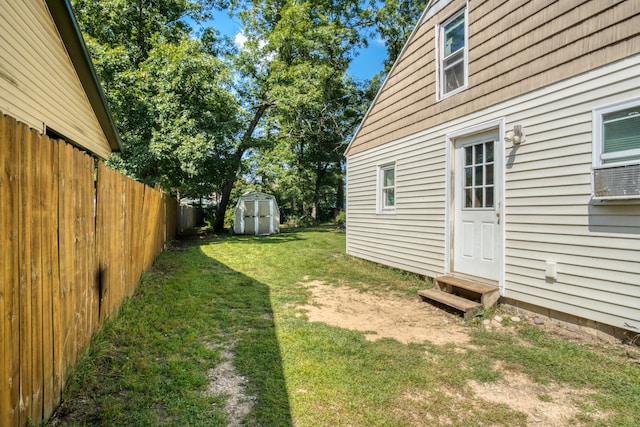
xmin=438 ymin=7 xmax=467 ymax=98
xmin=593 ymin=100 xmax=640 ymax=167
xmin=378 ymin=163 xmax=396 ymax=213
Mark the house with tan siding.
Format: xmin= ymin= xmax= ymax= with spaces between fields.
xmin=345 ymin=0 xmax=640 ymax=339
xmin=0 ymin=0 xmax=120 ymax=159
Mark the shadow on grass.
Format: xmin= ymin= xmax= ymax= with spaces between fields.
xmin=192 ymin=245 xmax=293 ymax=426
xmin=228 ymin=232 xmax=306 ymax=244
xmin=49 ymin=239 xmax=292 ymax=426
xmin=227 ymin=224 xmax=342 ymax=244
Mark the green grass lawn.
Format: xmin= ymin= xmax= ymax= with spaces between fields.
xmin=49 ymin=227 xmax=640 ymax=426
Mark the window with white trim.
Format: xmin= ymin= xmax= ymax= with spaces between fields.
xmin=438 ymin=7 xmax=467 ymax=98
xmin=592 ymin=99 xmax=640 ymax=200
xmin=378 ymin=163 xmax=396 ymax=212
xmin=593 ymin=100 xmax=640 ymax=167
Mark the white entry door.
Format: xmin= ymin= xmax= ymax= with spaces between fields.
xmin=453 ymin=130 xmax=502 ymax=281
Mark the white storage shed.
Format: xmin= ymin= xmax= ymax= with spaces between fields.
xmin=233 ymin=192 xmax=280 ymax=235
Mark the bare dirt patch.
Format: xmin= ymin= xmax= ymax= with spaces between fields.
xmin=469 ymin=364 xmax=604 ymax=426
xmin=394 ymin=381 xmax=601 ymax=427
xmin=298 ymin=281 xmax=470 ymax=345
xmin=205 ymin=346 xmax=256 ymax=426
xmin=297 ymin=282 xmax=613 ymax=426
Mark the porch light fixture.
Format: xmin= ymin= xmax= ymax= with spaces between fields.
xmin=505 ymin=125 xmax=525 ymax=145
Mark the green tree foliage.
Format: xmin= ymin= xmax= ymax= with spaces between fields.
xmin=227 ymin=0 xmax=428 ymax=224
xmin=373 ymin=0 xmax=430 ymax=75
xmin=73 ymin=0 xmax=209 ymax=66
xmin=73 ymin=0 xmax=242 ymax=198
xmin=227 ymin=0 xmax=371 ymax=224
xmin=142 ymin=39 xmax=242 ymax=196
xmin=73 ymin=0 xmax=429 ymax=229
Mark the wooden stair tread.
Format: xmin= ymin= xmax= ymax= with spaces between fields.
xmin=418 ymin=289 xmax=481 ymax=314
xmin=434 ymin=275 xmax=497 ymax=295
xmin=419 ymin=276 xmax=500 ymax=320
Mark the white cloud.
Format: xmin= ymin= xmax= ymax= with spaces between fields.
xmin=234 ymin=31 xmax=275 ymax=64
xmin=234 ymin=32 xmax=248 ymax=48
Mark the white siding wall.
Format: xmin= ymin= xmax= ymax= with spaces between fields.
xmin=0 ymin=0 xmax=112 ymax=159
xmin=347 ymin=55 xmax=640 ymax=332
xmin=347 ymin=131 xmax=448 ymax=277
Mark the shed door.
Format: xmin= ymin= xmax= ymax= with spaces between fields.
xmin=453 ymin=130 xmax=502 ymax=281
xmin=257 ymin=200 xmax=272 ymax=235
xmin=243 ymin=200 xmax=256 ymax=235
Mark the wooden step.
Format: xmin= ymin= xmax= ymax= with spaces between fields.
xmin=418 ymin=289 xmax=482 ymax=320
xmin=434 ymin=275 xmax=500 ymax=307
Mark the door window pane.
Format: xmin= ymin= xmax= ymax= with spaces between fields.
xmin=465 ymin=146 xmax=472 ymax=165
xmin=485 ymin=164 xmax=494 ymax=185
xmin=485 ymin=186 xmax=494 ymax=208
xmin=486 ymin=142 xmax=494 ymax=162
xmin=475 ymin=188 xmax=483 ymax=207
xmin=465 ymin=166 xmax=472 ymax=186
xmin=475 ymin=144 xmax=483 ymax=163
xmin=462 ymin=141 xmax=495 ymax=209
xmin=475 ymin=165 xmax=483 ymax=188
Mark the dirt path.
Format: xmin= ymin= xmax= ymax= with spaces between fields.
xmin=205 ymin=344 xmax=256 ymax=427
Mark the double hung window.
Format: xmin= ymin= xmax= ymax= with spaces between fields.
xmin=592 ymin=99 xmax=640 ymax=199
xmin=594 ymin=100 xmax=640 ymax=166
xmin=378 ymin=164 xmax=396 ymax=212
xmin=439 ymin=8 xmax=467 ymax=98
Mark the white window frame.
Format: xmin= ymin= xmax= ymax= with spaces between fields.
xmin=592 ymin=98 xmax=640 ymax=168
xmin=436 ymin=5 xmax=468 ymax=100
xmin=377 ymin=162 xmax=396 ymax=214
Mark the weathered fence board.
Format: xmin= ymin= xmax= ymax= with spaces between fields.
xmin=58 ymin=141 xmax=76 ymax=403
xmin=1 ymin=114 xmax=178 ymax=426
xmin=96 ymin=162 xmax=109 ymax=323
xmin=0 ymin=113 xmax=9 ymax=427
xmin=1 ymin=114 xmax=21 ymax=426
xmin=30 ymin=130 xmax=44 ymax=424
xmin=42 ymin=136 xmax=60 ymax=417
xmin=19 ymin=124 xmax=34 ymax=424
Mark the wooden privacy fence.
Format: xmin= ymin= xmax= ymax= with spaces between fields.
xmin=0 ymin=114 xmax=177 ymax=426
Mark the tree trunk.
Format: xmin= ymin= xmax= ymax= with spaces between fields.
xmin=213 ymin=97 xmax=272 ymax=232
xmin=213 ymin=159 xmax=242 ymax=232
xmin=336 ymin=161 xmax=344 ymax=212
xmin=311 ymin=160 xmax=322 ymax=222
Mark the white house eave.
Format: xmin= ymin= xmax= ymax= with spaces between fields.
xmin=45 ymin=0 xmax=122 ymax=155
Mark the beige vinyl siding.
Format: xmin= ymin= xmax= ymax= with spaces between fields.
xmin=348 ymin=0 xmax=640 ymax=156
xmin=0 ymin=0 xmax=111 ymax=159
xmin=347 ymin=55 xmax=640 ymax=331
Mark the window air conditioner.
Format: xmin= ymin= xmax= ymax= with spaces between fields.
xmin=592 ymin=163 xmax=640 ymax=200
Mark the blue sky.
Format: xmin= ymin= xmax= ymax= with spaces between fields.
xmin=349 ymin=39 xmax=387 ymax=81
xmin=198 ymin=10 xmax=387 ymax=81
